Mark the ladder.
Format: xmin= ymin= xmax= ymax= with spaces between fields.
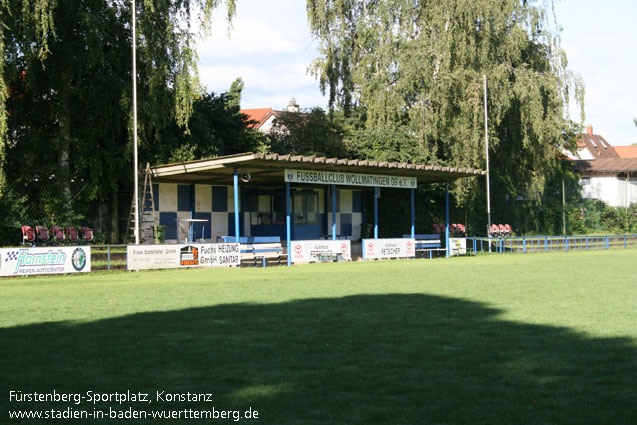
xmin=125 ymin=163 xmax=157 ymax=244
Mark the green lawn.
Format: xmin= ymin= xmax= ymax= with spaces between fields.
xmin=1 ymin=250 xmax=636 ymax=424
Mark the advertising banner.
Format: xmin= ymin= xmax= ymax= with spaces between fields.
xmin=0 ymin=246 xmax=91 ymax=277
xmin=449 ymin=238 xmax=467 ymax=256
xmin=127 ymin=243 xmax=240 ymax=271
xmin=127 ymin=246 xmax=179 ymax=270
xmin=290 ymin=240 xmax=351 ymax=263
xmin=362 ymin=238 xmax=416 ymax=260
xmin=177 ymin=243 xmax=241 ymax=268
xmin=284 ymin=168 xmax=417 ymax=189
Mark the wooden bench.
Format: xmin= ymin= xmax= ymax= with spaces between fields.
xmin=403 ymin=234 xmax=446 ymax=259
xmin=219 ymin=236 xmax=287 ymax=267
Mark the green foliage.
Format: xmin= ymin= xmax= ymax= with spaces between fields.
xmin=0 ymin=0 xmax=245 ymax=242
xmin=0 ymin=186 xmax=27 ymax=246
xmin=150 ymin=88 xmax=269 ymax=165
xmin=569 ymin=199 xmax=637 ymax=235
xmin=307 ymin=0 xmax=584 ymax=210
xmin=268 ymin=107 xmax=350 ymax=157
xmin=0 ymin=0 xmax=237 ymax=193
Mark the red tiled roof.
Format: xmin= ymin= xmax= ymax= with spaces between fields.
xmin=614 ymin=145 xmax=637 ymax=159
xmin=240 ymin=108 xmax=273 ymax=129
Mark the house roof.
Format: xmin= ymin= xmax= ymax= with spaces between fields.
xmin=240 ymin=108 xmax=275 ymax=129
xmin=614 ymin=145 xmax=637 ymax=159
xmin=577 ymin=133 xmax=619 ymax=159
xmin=151 ymin=152 xmax=485 ymax=186
xmin=574 ymin=158 xmax=637 ymax=174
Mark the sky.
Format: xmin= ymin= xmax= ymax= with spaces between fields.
xmin=197 ymin=0 xmax=637 ymax=146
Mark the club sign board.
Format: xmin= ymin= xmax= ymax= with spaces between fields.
xmin=284 ymin=169 xmax=417 ymax=189
xmin=0 ymin=246 xmax=91 ymax=277
xmin=362 ymin=238 xmax=416 ymax=260
xmin=127 ymin=243 xmax=240 ymax=270
xmin=290 ymin=240 xmax=351 ymax=263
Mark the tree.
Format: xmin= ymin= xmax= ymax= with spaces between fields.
xmin=268 ymin=107 xmax=350 ymax=157
xmin=307 ymin=0 xmax=584 ymax=213
xmin=150 ymin=80 xmax=269 ymax=164
xmin=0 ymin=0 xmax=236 ymax=242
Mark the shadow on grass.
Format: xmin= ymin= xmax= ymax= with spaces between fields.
xmin=1 ymin=294 xmax=636 ymax=424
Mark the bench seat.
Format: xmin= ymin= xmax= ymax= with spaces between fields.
xmin=220 ymin=236 xmax=287 ymax=267
xmin=403 ymin=234 xmax=446 ymax=258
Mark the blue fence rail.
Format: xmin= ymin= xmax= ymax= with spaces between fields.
xmin=467 ymin=234 xmax=637 ymax=254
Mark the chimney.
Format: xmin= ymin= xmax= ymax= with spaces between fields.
xmin=586 ymin=125 xmax=593 ymax=137
xmin=287 ymin=98 xmax=299 ymax=113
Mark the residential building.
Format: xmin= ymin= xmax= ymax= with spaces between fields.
xmin=571 ymin=126 xmax=637 ymax=207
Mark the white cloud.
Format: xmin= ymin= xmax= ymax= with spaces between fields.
xmin=195 ymin=0 xmax=327 ymax=109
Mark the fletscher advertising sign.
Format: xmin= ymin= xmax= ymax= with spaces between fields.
xmin=290 ymin=240 xmax=351 ymax=263
xmin=127 ymin=243 xmax=240 ymax=270
xmin=0 ymin=246 xmax=91 ymax=277
xmin=362 ymin=238 xmax=416 ymax=260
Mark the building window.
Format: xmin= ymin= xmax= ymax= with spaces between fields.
xmin=250 ymin=193 xmax=285 ymax=225
xmin=294 ymin=191 xmax=318 ymax=225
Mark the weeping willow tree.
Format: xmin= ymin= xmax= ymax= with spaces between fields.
xmin=0 ymin=0 xmax=235 ymax=198
xmin=307 ymin=0 xmax=584 ymax=208
xmin=0 ymin=0 xmax=237 ymax=243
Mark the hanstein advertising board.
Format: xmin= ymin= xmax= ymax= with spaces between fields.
xmin=290 ymin=240 xmax=351 ymax=263
xmin=127 ymin=243 xmax=240 ymax=271
xmin=0 ymin=246 xmax=90 ymax=277
xmin=362 ymin=238 xmax=416 ymax=260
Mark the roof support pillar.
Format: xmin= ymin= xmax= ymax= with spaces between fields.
xmin=233 ymin=168 xmax=240 ymax=241
xmin=445 ymin=184 xmax=450 ymax=259
xmin=374 ymin=187 xmax=379 ymax=239
xmin=190 ymin=184 xmax=195 ymax=243
xmin=410 ymin=188 xmax=415 ymax=239
xmin=286 ymin=181 xmax=291 ymax=267
xmin=332 ymin=184 xmax=337 ymax=240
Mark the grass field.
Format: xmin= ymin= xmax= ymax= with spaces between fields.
xmin=1 ymin=250 xmax=636 ymax=424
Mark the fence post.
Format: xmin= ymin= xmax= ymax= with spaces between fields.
xmin=523 ymin=237 xmax=526 ymax=253
xmin=107 ymin=246 xmax=111 ymax=271
xmin=606 ymin=236 xmax=609 ymax=250
xmin=624 ymin=235 xmax=627 ymax=249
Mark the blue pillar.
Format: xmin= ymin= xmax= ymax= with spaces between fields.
xmin=445 ymin=185 xmax=450 ymax=259
xmin=286 ymin=182 xmax=291 ymax=267
xmin=410 ymin=188 xmax=415 ymax=239
xmin=374 ymin=187 xmax=379 ymax=239
xmin=233 ymin=168 xmax=240 ymax=242
xmin=332 ymin=184 xmax=337 ymax=240
xmin=189 ymin=184 xmax=195 ymax=243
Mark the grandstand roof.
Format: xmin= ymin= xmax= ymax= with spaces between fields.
xmin=151 ymin=152 xmax=485 ymax=186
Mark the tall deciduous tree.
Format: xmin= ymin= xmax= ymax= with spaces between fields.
xmin=0 ymin=0 xmax=236 ymax=196
xmin=0 ymin=0 xmax=237 ymax=242
xmin=307 ymin=0 xmax=584 ymax=205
